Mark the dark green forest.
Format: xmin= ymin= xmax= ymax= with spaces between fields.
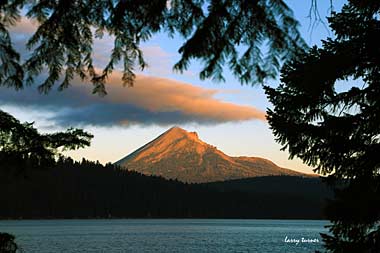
xmin=0 ymin=156 xmax=331 ymax=219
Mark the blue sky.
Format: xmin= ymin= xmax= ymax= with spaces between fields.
xmin=1 ymin=0 xmax=347 ymax=174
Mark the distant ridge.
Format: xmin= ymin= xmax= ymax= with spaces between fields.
xmin=115 ymin=126 xmax=311 ymax=183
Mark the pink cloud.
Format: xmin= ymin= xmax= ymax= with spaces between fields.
xmin=100 ymin=73 xmax=266 ymax=123
xmin=0 ymin=72 xmax=266 ymax=126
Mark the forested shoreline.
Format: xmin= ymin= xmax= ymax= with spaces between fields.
xmin=0 ymin=156 xmax=331 ymax=220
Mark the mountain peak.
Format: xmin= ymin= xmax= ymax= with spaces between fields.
xmin=166 ymin=126 xmax=185 ymax=133
xmin=163 ymin=126 xmax=199 ymax=141
xmin=168 ymin=125 xmax=184 ymax=131
xmin=116 ymin=127 xmax=308 ymax=183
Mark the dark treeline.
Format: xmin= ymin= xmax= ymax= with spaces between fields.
xmin=0 ymin=156 xmax=331 ymax=219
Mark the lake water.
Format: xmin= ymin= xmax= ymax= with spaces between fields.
xmin=0 ymin=219 xmax=328 ymax=252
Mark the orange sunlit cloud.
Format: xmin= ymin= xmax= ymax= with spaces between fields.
xmin=101 ymin=73 xmax=266 ymax=122
xmin=4 ymin=16 xmax=265 ymax=127
xmin=0 ymin=72 xmax=266 ymax=127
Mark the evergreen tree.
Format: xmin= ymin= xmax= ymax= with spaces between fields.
xmin=265 ymin=1 xmax=380 ymax=252
xmin=0 ymin=110 xmax=93 ymax=170
xmin=0 ymin=0 xmax=306 ymax=94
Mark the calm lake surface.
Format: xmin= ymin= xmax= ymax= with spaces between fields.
xmin=0 ymin=219 xmax=328 ymax=252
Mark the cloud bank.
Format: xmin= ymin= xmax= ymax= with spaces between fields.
xmin=0 ymin=73 xmax=265 ymax=127
xmin=3 ymin=16 xmax=265 ymax=127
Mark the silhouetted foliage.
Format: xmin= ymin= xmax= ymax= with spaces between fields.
xmin=0 ymin=0 xmax=306 ymax=94
xmin=0 ymin=0 xmax=24 ymax=90
xmin=0 ymin=109 xmax=93 ymax=171
xmin=0 ymin=232 xmax=18 ymax=253
xmin=265 ymin=1 xmax=380 ymax=252
xmin=0 ymin=156 xmax=330 ymax=219
xmin=321 ymin=177 xmax=380 ymax=253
